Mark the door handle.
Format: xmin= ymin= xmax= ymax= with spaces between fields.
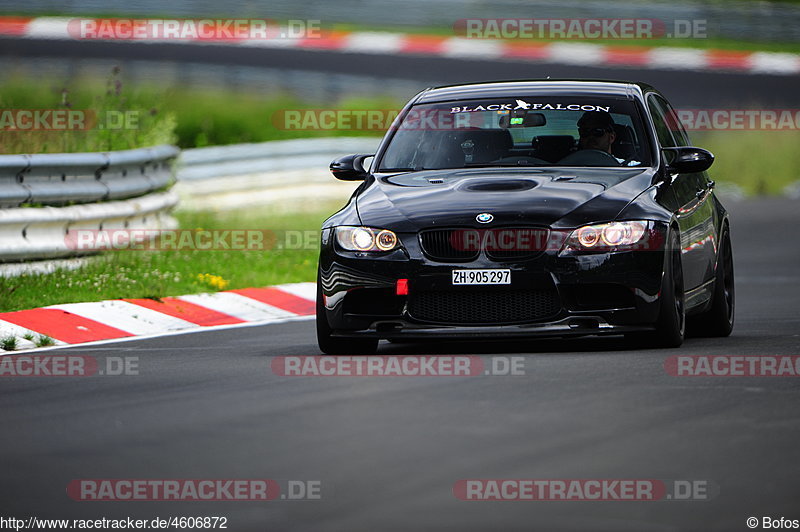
xmin=707 ymin=180 xmax=715 ymax=189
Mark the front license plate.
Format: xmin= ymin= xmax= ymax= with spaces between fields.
xmin=452 ymin=269 xmax=511 ymax=285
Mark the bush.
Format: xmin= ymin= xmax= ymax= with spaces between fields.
xmin=0 ymin=67 xmax=177 ymax=154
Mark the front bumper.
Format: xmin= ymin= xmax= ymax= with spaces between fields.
xmin=332 ymin=317 xmax=653 ymax=340
xmin=318 ymin=224 xmax=668 ymax=339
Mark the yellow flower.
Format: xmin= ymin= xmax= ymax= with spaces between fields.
xmin=196 ymin=273 xmax=229 ymax=290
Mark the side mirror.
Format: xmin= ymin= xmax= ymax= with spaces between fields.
xmin=662 ymin=146 xmax=714 ymax=174
xmin=330 ymin=154 xmax=373 ymax=181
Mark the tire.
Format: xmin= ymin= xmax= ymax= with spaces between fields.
xmin=316 ymin=279 xmax=378 ymax=356
xmin=651 ymin=229 xmax=686 ymax=348
xmin=689 ymin=226 xmax=735 ymax=337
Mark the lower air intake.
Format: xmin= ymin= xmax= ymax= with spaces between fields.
xmin=408 ymin=289 xmax=561 ymax=325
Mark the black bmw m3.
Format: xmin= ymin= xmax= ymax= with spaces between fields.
xmin=316 ymin=80 xmax=735 ymax=354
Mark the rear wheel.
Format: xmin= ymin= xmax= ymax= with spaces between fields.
xmin=316 ymin=279 xmax=378 ymax=356
xmin=648 ymin=229 xmax=686 ymax=348
xmin=689 ymin=226 xmax=735 ymax=337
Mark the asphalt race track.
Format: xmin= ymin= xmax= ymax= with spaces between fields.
xmin=1 ymin=197 xmax=798 ymax=531
xmin=2 ymin=38 xmax=800 ymax=107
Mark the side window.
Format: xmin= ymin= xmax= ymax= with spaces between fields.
xmin=653 ymin=95 xmax=690 ymax=147
xmin=647 ymin=95 xmax=676 ymax=148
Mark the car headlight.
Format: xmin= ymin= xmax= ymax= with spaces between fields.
xmin=562 ymin=221 xmax=649 ymax=253
xmin=335 ymin=226 xmax=399 ymax=252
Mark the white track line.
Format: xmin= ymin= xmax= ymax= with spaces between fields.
xmin=177 ymin=292 xmax=296 ymax=321
xmin=647 ymin=47 xmax=708 ymax=70
xmin=441 ymin=37 xmax=504 ymax=59
xmin=547 ymin=42 xmax=608 ymax=65
xmin=273 ymin=282 xmax=316 ymax=302
xmin=344 ymin=32 xmax=404 ymax=54
xmin=749 ymin=52 xmax=800 ymax=74
xmin=24 ymin=17 xmax=72 ymax=39
xmin=48 ymin=300 xmax=197 ymax=335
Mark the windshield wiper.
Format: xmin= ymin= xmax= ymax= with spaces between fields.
xmin=379 ymin=167 xmax=425 ymax=172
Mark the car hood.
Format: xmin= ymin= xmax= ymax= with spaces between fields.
xmin=356 ymin=167 xmax=655 ymax=231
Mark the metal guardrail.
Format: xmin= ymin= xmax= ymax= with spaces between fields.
xmin=0 ymin=138 xmax=375 ymax=264
xmin=0 ymin=145 xmax=178 ymax=208
xmin=174 ymin=137 xmax=380 ymax=211
xmin=178 ymin=137 xmax=380 ymax=181
xmin=0 ymin=145 xmax=180 ymax=263
xmin=0 ymin=191 xmax=178 ymax=262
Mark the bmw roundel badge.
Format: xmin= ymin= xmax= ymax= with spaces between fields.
xmin=476 ymin=213 xmax=494 ymax=223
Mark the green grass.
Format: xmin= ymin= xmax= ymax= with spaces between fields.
xmin=693 ymin=130 xmax=800 ymax=195
xmin=0 ymin=204 xmax=343 ymax=312
xmin=1 ymin=336 xmax=17 ymax=351
xmin=0 ymin=68 xmax=176 ymax=154
xmin=168 ymin=90 xmax=391 ymax=148
xmin=34 ymin=334 xmax=56 ymax=347
xmin=0 ymin=74 xmax=391 ymax=154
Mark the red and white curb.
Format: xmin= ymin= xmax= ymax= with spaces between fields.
xmin=0 ymin=282 xmax=316 ymax=352
xmin=0 ymin=16 xmax=798 ymax=75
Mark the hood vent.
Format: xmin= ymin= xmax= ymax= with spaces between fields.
xmin=461 ymin=179 xmax=537 ymax=192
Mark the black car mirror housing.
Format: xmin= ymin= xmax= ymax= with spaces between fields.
xmin=330 ymin=154 xmax=374 ymax=181
xmin=662 ymin=146 xmax=714 ymax=174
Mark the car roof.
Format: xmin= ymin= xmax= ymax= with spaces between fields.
xmin=416 ymin=80 xmax=656 ymax=103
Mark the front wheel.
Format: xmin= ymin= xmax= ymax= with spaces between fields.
xmin=689 ymin=226 xmax=735 ymax=337
xmin=316 ymin=280 xmax=378 ymax=356
xmin=651 ymin=230 xmax=686 ymax=348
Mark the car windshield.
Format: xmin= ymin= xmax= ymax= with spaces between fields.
xmin=378 ymin=96 xmax=653 ymax=171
